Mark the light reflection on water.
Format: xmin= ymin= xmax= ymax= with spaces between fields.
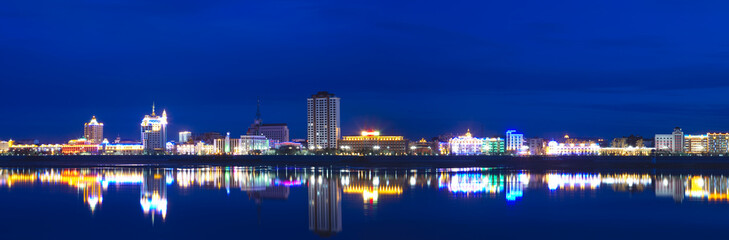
xmin=0 ymin=167 xmax=728 ymax=237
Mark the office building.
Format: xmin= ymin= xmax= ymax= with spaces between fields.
xmin=307 ymin=91 xmax=340 ymax=150
xmin=546 ymin=141 xmax=600 ymax=156
xmin=141 ymin=105 xmax=168 ymax=154
xmin=339 ymin=131 xmax=409 ymax=155
xmin=655 ymin=127 xmax=684 ymax=153
xmin=707 ymin=133 xmax=729 ymax=154
xmin=506 ymin=130 xmax=524 ymax=154
xmin=246 ymin=99 xmax=290 ymax=146
xmin=482 ymin=137 xmax=505 ymax=155
xmin=236 ymin=135 xmax=270 ymax=154
xmin=527 ymin=138 xmax=546 ymax=155
xmin=684 ymin=134 xmax=708 ymax=154
xmin=259 ymin=124 xmax=289 ymax=145
xmin=83 ymin=116 xmax=104 ymax=144
xmin=179 ymin=131 xmax=191 ymax=143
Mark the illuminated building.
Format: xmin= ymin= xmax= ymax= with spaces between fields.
xmin=258 ymin=124 xmax=289 ymax=146
xmin=445 ymin=130 xmax=505 ymax=155
xmin=409 ymin=138 xmax=437 ymax=155
xmin=339 ymin=131 xmax=409 ymax=155
xmin=0 ymin=141 xmax=9 ymax=153
xmin=176 ymin=141 xmax=216 ymax=155
xmin=178 ymin=131 xmax=191 ymax=143
xmin=482 ymin=137 xmax=505 ymax=155
xmin=655 ymin=127 xmax=684 ymax=153
xmin=235 ymin=135 xmax=270 ymax=154
xmin=83 ymin=116 xmax=104 ymax=144
xmin=506 ymin=130 xmax=524 ymax=154
xmin=707 ymin=133 xmax=729 ymax=154
xmin=141 ymin=170 xmax=168 ymax=220
xmin=61 ymin=138 xmax=100 ymax=155
xmin=527 ymin=138 xmax=546 ymax=155
xmin=599 ymin=147 xmax=654 ymax=156
xmin=448 ymin=130 xmax=482 ymax=155
xmin=102 ymin=143 xmax=144 ymax=155
xmin=140 ymin=105 xmax=168 ymax=154
xmin=213 ymin=132 xmax=233 ymax=155
xmin=307 ymin=91 xmax=340 ymax=150
xmin=546 ymin=140 xmax=600 ymax=156
xmin=684 ymin=134 xmax=708 ymax=154
xmin=308 ymin=175 xmax=342 ymax=237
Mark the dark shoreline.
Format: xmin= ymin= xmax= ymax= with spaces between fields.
xmin=1 ymin=155 xmax=729 ymax=173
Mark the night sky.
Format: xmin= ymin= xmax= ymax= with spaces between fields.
xmin=3 ymin=0 xmax=729 ymax=143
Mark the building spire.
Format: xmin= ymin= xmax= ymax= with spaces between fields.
xmin=152 ymin=102 xmax=156 ymax=116
xmin=255 ymin=97 xmax=261 ymax=121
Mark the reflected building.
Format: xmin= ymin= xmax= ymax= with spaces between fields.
xmin=141 ymin=170 xmax=168 ymax=220
xmin=248 ymin=186 xmax=290 ymax=204
xmin=308 ymin=174 xmax=342 ymax=237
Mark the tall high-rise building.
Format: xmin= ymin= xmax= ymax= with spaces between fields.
xmin=307 ymin=91 xmax=340 ymax=150
xmin=84 ymin=116 xmax=104 ymax=143
xmin=141 ymin=105 xmax=168 ymax=154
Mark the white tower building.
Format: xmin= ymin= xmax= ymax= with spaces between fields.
xmin=141 ymin=104 xmax=168 ymax=154
xmin=307 ymin=91 xmax=341 ymax=150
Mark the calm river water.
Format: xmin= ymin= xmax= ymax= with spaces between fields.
xmin=0 ymin=166 xmax=726 ymax=239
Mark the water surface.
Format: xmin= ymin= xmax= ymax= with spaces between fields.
xmin=0 ymin=166 xmax=726 ymax=239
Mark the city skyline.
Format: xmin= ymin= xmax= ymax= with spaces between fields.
xmin=3 ymin=97 xmax=729 ymax=144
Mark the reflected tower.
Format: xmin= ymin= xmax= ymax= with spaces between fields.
xmin=308 ymin=174 xmax=342 ymax=237
xmin=141 ymin=170 xmax=168 ymax=221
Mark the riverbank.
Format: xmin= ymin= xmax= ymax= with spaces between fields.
xmin=1 ymin=155 xmax=729 ymax=172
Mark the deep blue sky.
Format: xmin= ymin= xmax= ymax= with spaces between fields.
xmin=2 ymin=0 xmax=729 ymax=142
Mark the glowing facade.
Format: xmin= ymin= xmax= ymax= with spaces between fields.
xmin=546 ymin=140 xmax=600 ymax=156
xmin=684 ymin=134 xmax=708 ymax=154
xmin=339 ymin=131 xmax=408 ymax=154
xmin=307 ymin=91 xmax=340 ymax=150
xmin=506 ymin=130 xmax=524 ymax=154
xmin=83 ymin=116 xmax=104 ymax=144
xmin=102 ymin=143 xmax=144 ymax=155
xmin=446 ymin=130 xmax=505 ymax=155
xmin=0 ymin=141 xmax=9 ymax=153
xmin=448 ymin=130 xmax=482 ymax=155
xmin=178 ymin=131 xmax=191 ymax=143
xmin=600 ymin=147 xmax=654 ymax=156
xmin=707 ymin=133 xmax=729 ymax=154
xmin=141 ymin=106 xmax=168 ymax=154
xmin=61 ymin=138 xmax=100 ymax=155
